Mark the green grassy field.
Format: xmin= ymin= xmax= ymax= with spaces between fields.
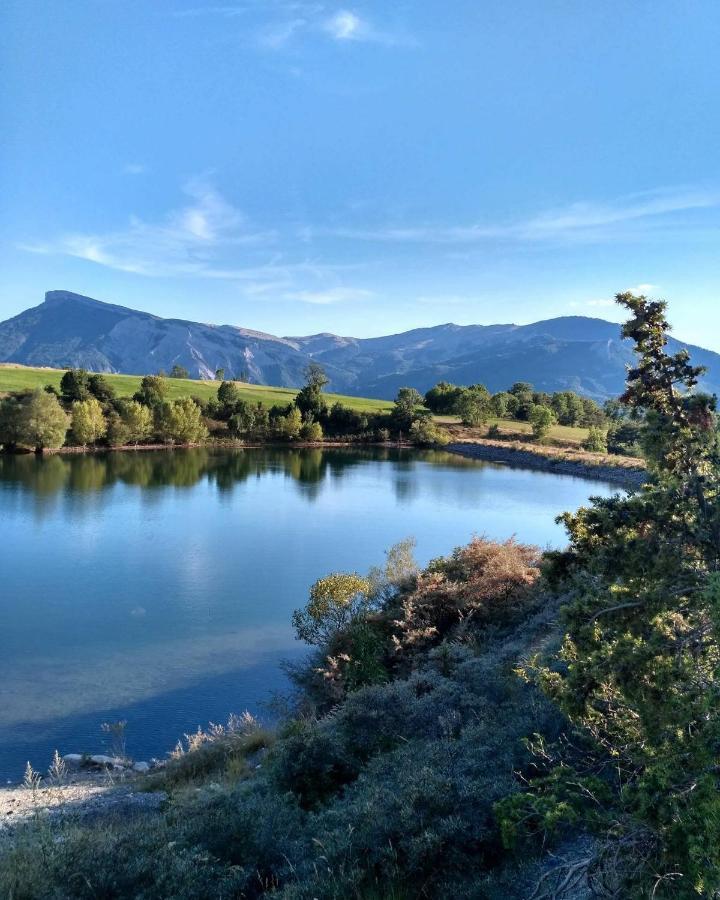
xmin=0 ymin=364 xmax=595 ymax=445
xmin=0 ymin=364 xmax=394 ymax=413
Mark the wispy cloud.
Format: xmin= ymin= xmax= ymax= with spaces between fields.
xmin=21 ymin=179 xmax=364 ymax=302
xmin=321 ymin=9 xmax=412 ymax=46
xmin=122 ymin=163 xmax=148 ymax=176
xmin=22 ymin=179 xmax=275 ymax=278
xmin=322 ymin=10 xmax=362 ymax=40
xmin=328 ymin=187 xmax=720 ymax=245
xmin=520 ymin=191 xmax=714 ymax=239
xmin=626 ymin=282 xmax=658 ymax=294
xmin=285 ymin=286 xmax=373 ymax=304
xmin=174 ymin=2 xmax=412 ymax=49
xmin=258 ymin=17 xmax=307 ymax=48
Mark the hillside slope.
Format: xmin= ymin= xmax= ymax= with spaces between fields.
xmin=0 ymin=291 xmax=345 ymax=389
xmin=2 ymin=290 xmax=719 ymax=400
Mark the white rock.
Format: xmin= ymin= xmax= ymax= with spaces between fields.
xmin=89 ymin=755 xmax=127 ymax=768
xmin=133 ymin=761 xmax=150 ymax=774
xmin=62 ymin=754 xmax=84 ymax=767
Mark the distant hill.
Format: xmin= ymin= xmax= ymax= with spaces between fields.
xmin=1 ymin=290 xmax=719 ymax=401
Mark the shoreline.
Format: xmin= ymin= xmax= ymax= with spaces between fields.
xmin=0 ymin=767 xmax=165 ymax=833
xmin=2 ymin=438 xmax=647 ymax=486
xmin=4 ymin=439 xmax=411 ymax=457
xmin=445 ymin=439 xmax=647 ymax=487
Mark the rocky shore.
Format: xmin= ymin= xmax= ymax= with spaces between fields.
xmin=447 ymin=440 xmax=647 ymax=488
xmin=0 ymin=754 xmax=164 ymax=834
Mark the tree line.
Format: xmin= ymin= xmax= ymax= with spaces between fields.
xmin=0 ymin=370 xmax=208 ymax=452
xmin=1 ymin=359 xmax=645 ymax=456
xmin=424 ymin=378 xmax=645 ymax=453
xmin=0 ymin=364 xmax=440 ymax=453
xmin=209 ymin=366 xmax=447 ymax=447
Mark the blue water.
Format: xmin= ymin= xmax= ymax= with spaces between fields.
xmin=0 ymin=447 xmax=615 ymax=781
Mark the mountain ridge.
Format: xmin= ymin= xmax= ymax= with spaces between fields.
xmin=1 ymin=290 xmax=718 ymax=401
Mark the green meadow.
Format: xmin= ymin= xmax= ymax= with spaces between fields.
xmin=0 ymin=364 xmax=394 ymax=413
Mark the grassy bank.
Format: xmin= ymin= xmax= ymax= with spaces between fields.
xmin=446 ymin=432 xmax=644 ymax=469
xmin=0 ymin=364 xmax=393 ymax=414
xmin=436 ymin=415 xmax=592 ymax=446
xmin=446 ymin=438 xmax=646 ymax=488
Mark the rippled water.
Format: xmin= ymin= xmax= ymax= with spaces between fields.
xmin=0 ymin=447 xmax=616 ymax=781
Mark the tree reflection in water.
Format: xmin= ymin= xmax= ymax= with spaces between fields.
xmin=0 ymin=447 xmax=476 ymax=505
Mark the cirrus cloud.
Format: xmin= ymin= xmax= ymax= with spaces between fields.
xmin=327 ymin=187 xmax=720 ymax=245
xmin=285 ymin=286 xmax=373 ymax=304
xmin=21 ymin=179 xmax=274 ymax=278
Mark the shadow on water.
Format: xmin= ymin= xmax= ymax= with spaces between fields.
xmin=1 ymin=656 xmax=296 ymax=783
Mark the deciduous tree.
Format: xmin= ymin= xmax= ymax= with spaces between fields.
xmin=87 ymin=373 xmax=116 ymax=403
xmin=118 ymin=400 xmax=153 ymax=444
xmin=292 ymin=573 xmax=371 ymax=646
xmin=157 ymin=398 xmax=208 ymax=444
xmin=216 ymin=381 xmax=241 ymax=419
xmin=392 ymin=387 xmax=424 ymax=432
xmin=455 ymin=386 xmax=490 ymax=427
xmin=0 ymin=395 xmax=24 ymax=451
xmin=295 ymin=364 xmax=329 ymax=423
xmin=529 ymin=404 xmax=555 ymax=440
xmin=60 ymin=368 xmax=90 ymax=403
xmin=18 ymin=390 xmax=69 ymax=451
xmin=71 ymin=397 xmax=107 ymax=446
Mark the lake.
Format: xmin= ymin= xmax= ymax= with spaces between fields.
xmin=0 ymin=447 xmax=616 ymax=781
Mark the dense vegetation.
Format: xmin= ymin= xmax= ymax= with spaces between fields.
xmin=1 ymin=356 xmax=638 ymax=458
xmin=499 ymin=293 xmax=720 ymax=896
xmin=0 ymin=363 xmax=442 ymax=452
xmin=424 ymin=378 xmax=643 ymax=454
xmin=1 ymin=292 xmax=718 ymax=897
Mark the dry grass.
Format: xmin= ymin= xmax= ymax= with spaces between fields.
xmin=442 ymin=428 xmax=645 ymax=469
xmin=391 ymin=537 xmax=543 ymax=658
xmin=436 ymin=417 xmax=593 ymax=447
xmin=147 ymin=717 xmax=276 ymax=790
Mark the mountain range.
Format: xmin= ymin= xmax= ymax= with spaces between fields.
xmin=1 ymin=290 xmax=719 ymax=401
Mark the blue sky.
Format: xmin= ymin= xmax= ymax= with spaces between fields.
xmin=2 ymin=0 xmax=720 ymax=348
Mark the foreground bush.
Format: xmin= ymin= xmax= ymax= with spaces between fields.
xmin=0 ymin=821 xmax=248 ymax=900
xmin=1 ymin=612 xmax=565 ymax=900
xmin=389 ymin=537 xmax=542 ymax=661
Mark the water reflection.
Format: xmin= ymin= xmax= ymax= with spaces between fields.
xmin=0 ymin=447 xmax=616 ymax=780
xmin=0 ymin=447 xmax=482 ymax=510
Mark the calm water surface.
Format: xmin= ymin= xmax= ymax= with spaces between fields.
xmin=0 ymin=447 xmax=616 ymax=781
